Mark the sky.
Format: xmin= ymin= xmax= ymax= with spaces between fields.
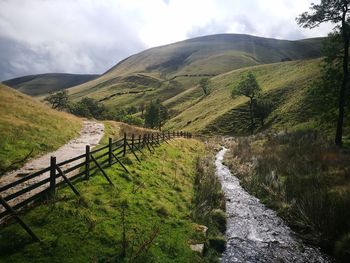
xmin=0 ymin=0 xmax=334 ymax=81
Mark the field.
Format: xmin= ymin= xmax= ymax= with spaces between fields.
xmin=0 ymin=84 xmax=82 ymax=174
xmin=0 ymin=138 xmax=212 ymax=262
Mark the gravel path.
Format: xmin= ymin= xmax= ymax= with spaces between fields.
xmin=215 ymin=148 xmax=332 ymax=263
xmin=0 ymin=121 xmax=104 ymax=211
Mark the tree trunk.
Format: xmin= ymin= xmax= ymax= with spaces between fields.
xmin=335 ymin=9 xmax=349 ymax=146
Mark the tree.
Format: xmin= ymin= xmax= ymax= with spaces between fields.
xmin=144 ymin=101 xmax=159 ymax=129
xmin=158 ymin=103 xmax=169 ymax=131
xmin=69 ymin=97 xmax=108 ymax=119
xmin=231 ymin=72 xmax=261 ymax=126
xmin=144 ymin=100 xmax=168 ymax=130
xmin=139 ymin=103 xmax=145 ymax=118
xmin=44 ymin=90 xmax=69 ymax=110
xmin=253 ymin=98 xmax=273 ymax=126
xmin=297 ymin=0 xmax=350 ymax=146
xmin=199 ymin=78 xmax=211 ymax=96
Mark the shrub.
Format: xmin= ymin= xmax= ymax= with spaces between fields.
xmin=209 ymin=236 xmax=226 ymax=253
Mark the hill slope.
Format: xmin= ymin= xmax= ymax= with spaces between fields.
xmin=67 ymin=34 xmax=324 ymax=111
xmin=2 ymin=73 xmax=99 ymax=97
xmin=164 ymin=59 xmax=323 ymax=134
xmin=0 ymin=84 xmax=82 ymax=174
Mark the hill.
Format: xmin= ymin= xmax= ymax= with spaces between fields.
xmin=164 ymin=58 xmax=323 ymax=134
xmin=0 ymin=84 xmax=82 ymax=174
xmin=2 ymin=73 xmax=99 ymax=97
xmin=67 ymin=34 xmax=324 ymax=111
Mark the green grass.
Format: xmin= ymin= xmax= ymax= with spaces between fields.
xmin=0 ymin=84 xmax=82 ymax=174
xmin=0 ymin=139 xmax=209 ymax=262
xmin=65 ymin=34 xmax=323 ymax=119
xmin=165 ymin=59 xmax=322 ymax=134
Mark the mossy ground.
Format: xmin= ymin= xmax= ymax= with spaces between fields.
xmin=0 ymin=138 xmax=208 ymax=262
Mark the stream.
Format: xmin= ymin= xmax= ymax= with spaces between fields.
xmin=215 ymin=148 xmax=332 ymax=263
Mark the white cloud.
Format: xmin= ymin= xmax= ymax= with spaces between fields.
xmin=0 ymin=0 xmax=335 ymax=81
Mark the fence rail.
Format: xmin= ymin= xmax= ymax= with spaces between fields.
xmin=0 ymin=130 xmax=192 ymax=241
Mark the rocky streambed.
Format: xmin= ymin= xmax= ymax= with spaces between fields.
xmin=215 ymin=147 xmax=332 ymax=263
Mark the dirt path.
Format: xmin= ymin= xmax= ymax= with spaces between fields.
xmin=0 ymin=121 xmax=104 ymax=211
xmin=215 ymin=148 xmax=331 ymax=263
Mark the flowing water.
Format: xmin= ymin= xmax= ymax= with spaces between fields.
xmin=215 ymin=148 xmax=332 ymax=263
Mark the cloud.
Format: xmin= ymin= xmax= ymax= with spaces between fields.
xmin=0 ymin=0 xmax=334 ymax=81
xmin=0 ymin=0 xmax=146 ymax=81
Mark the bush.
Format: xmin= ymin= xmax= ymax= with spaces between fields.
xmin=210 ymin=209 xmax=226 ymax=234
xmin=209 ymin=236 xmax=226 ymax=253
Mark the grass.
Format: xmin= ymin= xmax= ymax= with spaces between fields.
xmin=0 ymin=84 xmax=82 ymax=174
xmin=100 ymin=121 xmax=156 ymax=145
xmin=224 ymin=131 xmax=350 ymax=262
xmin=0 ymin=138 xmax=222 ymax=262
xmin=65 ymin=34 xmax=323 ymax=124
xmin=165 ymin=59 xmax=322 ymax=133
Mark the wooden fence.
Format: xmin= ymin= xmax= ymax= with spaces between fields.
xmin=0 ymin=130 xmax=192 ymax=241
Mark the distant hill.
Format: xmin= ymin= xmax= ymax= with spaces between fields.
xmin=67 ymin=34 xmax=324 ymax=116
xmin=0 ymin=84 xmax=82 ymax=173
xmin=2 ymin=73 xmax=99 ymax=97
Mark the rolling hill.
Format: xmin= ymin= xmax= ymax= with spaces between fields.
xmin=164 ymin=58 xmax=323 ymax=134
xmin=0 ymin=84 xmax=82 ymax=174
xmin=2 ymin=73 xmax=99 ymax=97
xmin=67 ymin=34 xmax=324 ymax=112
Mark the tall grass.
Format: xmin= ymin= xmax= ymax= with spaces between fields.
xmin=225 ymin=131 xmax=350 ymax=262
xmin=192 ymin=143 xmax=226 ymax=261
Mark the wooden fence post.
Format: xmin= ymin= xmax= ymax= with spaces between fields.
xmin=132 ymin=134 xmax=135 ymax=151
xmin=108 ymin=138 xmax=113 ymax=166
xmin=85 ymin=145 xmax=90 ymax=180
xmin=123 ymin=133 xmax=127 ymax=157
xmin=138 ymin=135 xmax=141 ymax=149
xmin=49 ymin=156 xmax=56 ymax=198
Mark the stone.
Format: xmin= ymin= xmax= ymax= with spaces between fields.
xmin=190 ymin=243 xmax=204 ymax=255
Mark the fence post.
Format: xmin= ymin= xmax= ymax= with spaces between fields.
xmin=123 ymin=133 xmax=127 ymax=157
xmin=151 ymin=133 xmax=154 ymax=144
xmin=132 ymin=134 xmax=135 ymax=151
xmin=49 ymin=156 xmax=56 ymax=198
xmin=85 ymin=145 xmax=90 ymax=180
xmin=108 ymin=138 xmax=113 ymax=166
xmin=162 ymin=132 xmax=165 ymax=142
xmin=138 ymin=135 xmax=141 ymax=149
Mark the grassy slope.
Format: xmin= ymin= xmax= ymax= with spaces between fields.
xmin=2 ymin=73 xmax=99 ymax=97
xmin=66 ymin=34 xmax=323 ymax=112
xmin=165 ymin=59 xmax=322 ymax=134
xmin=0 ymin=139 xmax=206 ymax=262
xmin=0 ymin=84 xmax=82 ymax=173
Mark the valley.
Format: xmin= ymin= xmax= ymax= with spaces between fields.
xmin=1 ymin=28 xmax=350 ymax=263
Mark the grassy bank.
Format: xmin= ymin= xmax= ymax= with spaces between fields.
xmin=0 ymin=138 xmax=227 ymax=262
xmin=0 ymin=84 xmax=82 ymax=175
xmin=224 ymin=131 xmax=350 ymax=262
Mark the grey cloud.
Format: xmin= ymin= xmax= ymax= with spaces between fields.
xmin=187 ymin=20 xmax=231 ymax=38
xmin=0 ymin=0 xmax=146 ymax=81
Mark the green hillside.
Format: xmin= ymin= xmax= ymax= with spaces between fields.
xmin=2 ymin=73 xmax=99 ymax=97
xmin=0 ymin=84 xmax=82 ymax=174
xmin=165 ymin=59 xmax=323 ymax=134
xmin=67 ymin=34 xmax=323 ymax=112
